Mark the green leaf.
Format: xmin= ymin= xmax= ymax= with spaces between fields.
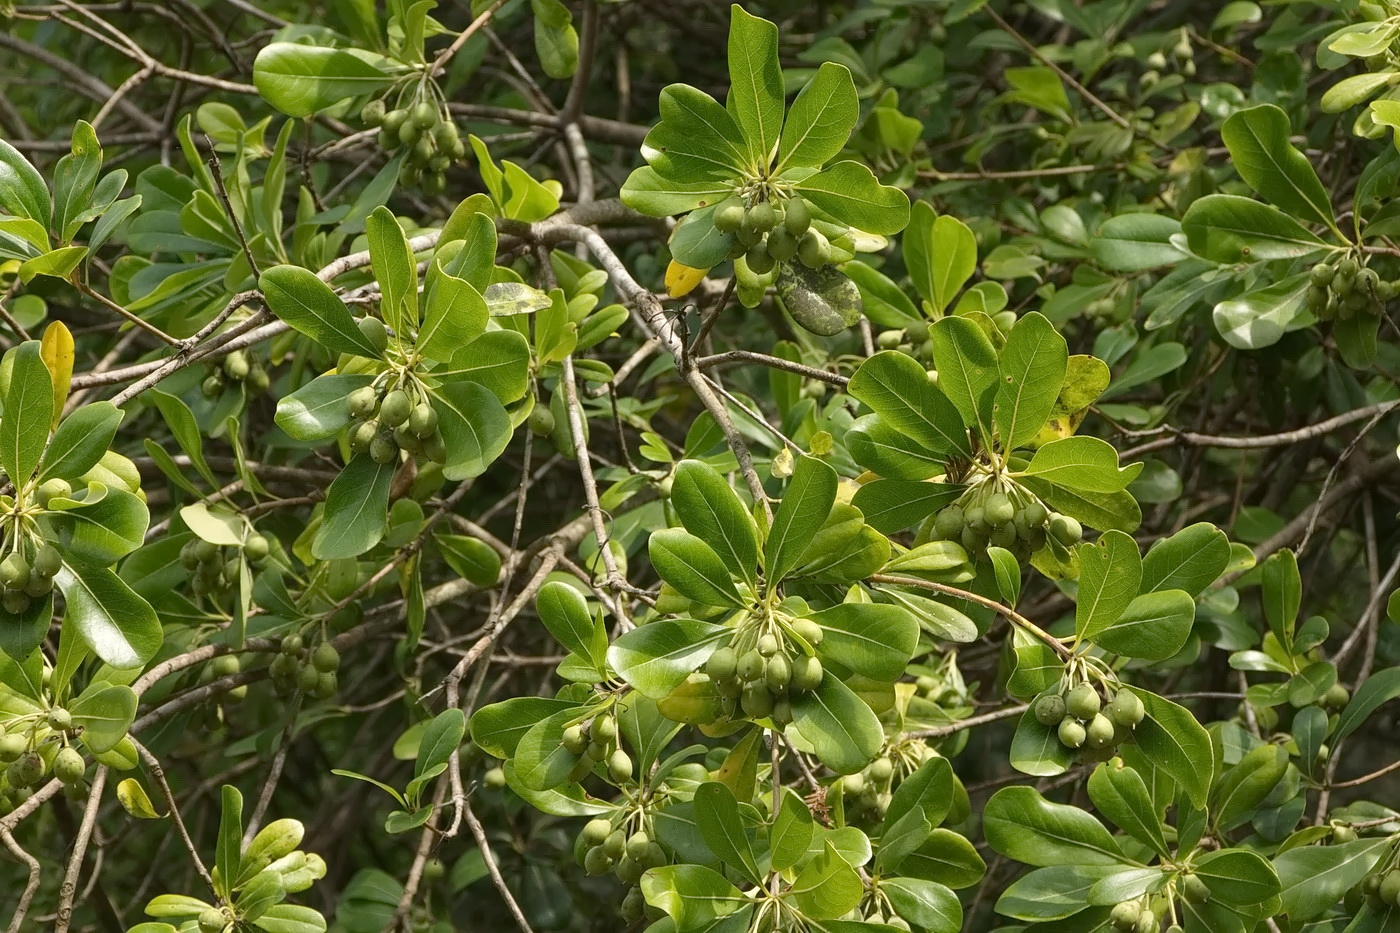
xmin=1009 ymin=703 xmax=1074 ymax=776
xmin=885 ymin=756 xmax=954 ymax=830
xmin=641 ymin=864 xmax=750 ymax=931
xmin=252 ymin=903 xmax=327 ymax=933
xmin=1091 ymin=214 xmax=1187 ymax=271
xmin=1076 ymin=530 xmax=1142 ymax=640
xmin=39 ymin=405 xmax=119 ymax=487
xmin=1022 ymin=436 xmax=1140 ymax=492
xmin=445 ymin=329 xmax=530 ymax=403
xmin=809 ymin=602 xmax=918 ymax=682
xmin=789 ymin=842 xmax=865 ymax=919
xmin=535 ymin=582 xmax=607 ymax=667
xmin=766 ymin=455 xmax=837 ymax=583
xmin=0 ymin=138 xmax=51 ymax=225
xmin=995 ymin=865 xmax=1119 ymax=921
xmin=796 ymin=161 xmax=910 ymax=235
xmin=670 ymin=459 xmax=759 ymax=585
xmin=1 ymin=341 xmax=53 ymax=486
xmin=311 ymin=454 xmax=395 ymax=560
xmin=928 ymin=315 xmax=996 ymax=434
xmin=846 ymin=415 xmax=948 ymax=481
xmin=1221 ymin=104 xmax=1337 ymax=233
xmin=648 ymin=84 xmax=749 ymax=182
xmin=217 ymin=785 xmax=244 ymax=894
xmin=896 ymin=829 xmax=986 ymax=889
xmin=253 ymin=43 xmax=393 ymax=117
xmin=650 ymin=528 xmax=745 ymax=608
xmin=620 ymin=166 xmax=735 ymax=216
xmin=1182 ymin=195 xmax=1326 ymax=264
xmin=531 ymin=0 xmax=578 ymax=79
xmin=1211 ymin=271 xmax=1310 ymax=350
xmin=515 ymin=709 xmax=587 ymax=792
xmin=1336 ymin=666 xmax=1400 ymax=741
xmin=1275 ymin=837 xmax=1390 ymax=922
xmin=469 ymin=697 xmax=578 ymax=759
xmin=791 ymin=675 xmax=883 ymax=774
xmin=778 ymin=63 xmax=859 ymax=171
xmin=420 ymin=265 xmax=489 ymax=365
xmin=1086 ymin=762 xmax=1169 ymax=857
xmin=70 ymin=682 xmax=137 ymax=753
xmin=1192 ymin=848 xmax=1279 ymax=908
xmin=57 ymin=561 xmax=160 ymax=669
xmin=0 ymin=591 xmax=51 ymax=663
xmin=848 ymin=352 xmax=969 ymax=457
xmin=1261 ymin=549 xmax=1300 ymax=650
xmin=1140 ymin=522 xmax=1230 ymax=596
xmin=608 ymin=618 xmax=730 ymax=699
xmin=996 ymin=312 xmax=1068 ymax=451
xmin=149 ymin=388 xmax=217 ymax=490
xmin=1211 ymin=744 xmax=1288 ymax=832
xmin=905 ymin=204 xmax=976 ymax=314
xmin=275 ymin=373 xmax=373 ymax=441
xmin=771 ymin=788 xmax=815 ymax=873
xmin=849 ymin=479 xmax=961 ymax=534
xmin=983 ymin=786 xmax=1125 ymax=867
xmin=1126 ymin=688 xmax=1213 ymax=808
xmin=52 ymin=121 xmax=102 ymax=245
xmin=259 ymin=265 xmax=383 ymax=358
xmin=693 ymin=782 xmax=762 ymax=883
xmin=725 ymin=5 xmax=784 ymax=170
xmin=669 ymin=204 xmax=737 ymax=268
xmin=1091 ymin=589 xmax=1195 ymax=660
xmin=882 ymin=877 xmax=961 ymax=933
xmin=18 ymin=246 xmax=87 ymax=283
xmin=429 ymin=379 xmax=512 ymax=481
xmin=366 ymin=207 xmax=416 ymax=339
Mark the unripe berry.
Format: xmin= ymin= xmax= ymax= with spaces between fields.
xmin=54 ymin=747 xmax=85 ymax=785
xmin=1066 ymin=683 xmax=1101 ymax=719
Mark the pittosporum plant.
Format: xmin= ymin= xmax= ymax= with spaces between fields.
xmin=0 ymin=2 xmax=1396 ymax=933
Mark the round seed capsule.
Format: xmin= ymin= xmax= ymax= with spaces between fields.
xmin=411 ymin=101 xmax=438 ymax=128
xmin=713 ymin=197 xmax=746 ymax=233
xmin=607 ymin=748 xmax=633 ymax=783
xmin=798 ymin=229 xmax=830 ymax=268
xmin=1066 ymin=683 xmax=1101 ymax=719
xmin=1058 ymin=717 xmax=1086 ymax=748
xmin=582 ymin=818 xmax=611 ymax=847
xmin=54 ymin=747 xmax=84 ymax=785
xmin=358 ymin=316 xmax=389 ymax=352
xmin=706 ymin=646 xmax=738 ymax=682
xmin=369 ymin=434 xmax=398 ymax=465
xmin=985 ymin=493 xmax=1015 ymax=526
xmin=790 ymin=655 xmax=823 ymax=691
xmin=1086 ymin=713 xmax=1116 ymax=748
xmin=379 ymin=390 xmax=412 ymax=427
xmin=784 ymin=198 xmax=811 ymax=236
xmin=408 ymin=403 xmax=438 ymax=438
xmin=35 ymin=478 xmax=71 ymax=508
xmin=1035 ymin=694 xmax=1067 ymax=725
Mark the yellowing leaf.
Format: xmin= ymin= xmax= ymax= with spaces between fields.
xmin=666 ymin=260 xmax=708 ymax=298
xmin=117 ymin=778 xmax=164 ymax=819
xmin=41 ymin=320 xmax=74 ymax=428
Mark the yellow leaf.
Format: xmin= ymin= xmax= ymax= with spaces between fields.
xmin=665 ymin=260 xmax=708 ymax=298
xmin=116 ymin=778 xmax=164 ymax=819
xmin=40 ymin=320 xmax=73 ymax=429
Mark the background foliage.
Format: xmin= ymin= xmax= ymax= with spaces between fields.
xmin=0 ymin=0 xmax=1398 ymax=931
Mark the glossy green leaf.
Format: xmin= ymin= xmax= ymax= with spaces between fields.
xmin=983 ymin=786 xmax=1125 ymax=867
xmin=1127 ymin=687 xmax=1213 ymax=808
xmin=1091 ymin=589 xmax=1195 ymax=660
xmin=1140 ymin=522 xmax=1230 ymax=596
xmin=1022 ymin=436 xmax=1140 ymax=492
xmin=693 ymin=782 xmax=762 ymax=883
xmin=1183 ymin=195 xmax=1326 ymax=263
xmin=259 ymin=265 xmax=383 ymax=358
xmin=430 ymin=379 xmax=512 ymax=481
xmin=725 ymin=5 xmax=784 ymax=169
xmin=1075 ymin=530 xmax=1142 ymax=640
xmin=70 ymin=682 xmax=137 ymax=753
xmin=650 ymin=528 xmax=745 ymax=608
xmin=796 ymin=161 xmax=910 ymax=235
xmin=275 ymin=373 xmax=373 ymax=441
xmin=928 ymin=314 xmax=996 ymax=433
xmin=778 ymin=63 xmax=859 ymax=171
xmin=311 ymin=454 xmax=395 ymax=560
xmin=1087 ymin=762 xmax=1169 ymax=857
xmin=670 ymin=459 xmax=759 ymax=585
xmin=1 ymin=341 xmax=52 ymax=486
xmin=848 ymin=351 xmax=969 ymax=457
xmin=881 ymin=877 xmax=961 ymax=933
xmin=1211 ymin=744 xmax=1288 ymax=832
xmin=996 ymin=312 xmax=1067 ymax=451
xmin=608 ymin=618 xmax=729 ymax=699
xmin=770 ymin=788 xmax=815 ymax=873
xmin=1221 ymin=104 xmax=1337 ymax=232
xmin=791 ymin=675 xmax=882 ymax=774
xmin=1275 ymin=837 xmax=1390 ymax=921
xmin=0 ymin=138 xmax=50 ymax=225
xmin=57 ymin=561 xmax=160 ymax=669
xmin=253 ymin=43 xmax=393 ymax=117
xmin=766 ymin=455 xmax=837 ymax=583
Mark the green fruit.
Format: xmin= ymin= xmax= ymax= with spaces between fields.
xmin=223 ymin=350 xmax=250 ymax=381
xmin=713 ymin=197 xmax=746 ymax=233
xmin=592 ymin=714 xmax=618 ymax=744
xmin=738 ymin=649 xmax=765 ymax=681
xmin=297 ymin=664 xmax=320 ymax=692
xmin=528 ymin=404 xmax=555 ymax=436
xmin=771 ymin=696 xmax=793 ymax=726
xmin=411 ymin=100 xmax=438 ymax=128
xmin=706 ymin=646 xmax=738 ymax=681
xmin=350 ymin=420 xmax=378 ymax=452
xmin=2 ymin=591 xmax=30 ymax=615
xmin=212 ymin=655 xmax=240 ymax=677
xmin=1109 ymin=901 xmax=1140 ymax=931
xmin=767 ymin=226 xmax=799 ymax=261
xmin=989 ymin=522 xmax=1018 ymax=549
xmin=1086 ymin=713 xmax=1116 ymax=749
xmin=1306 ymin=285 xmax=1329 ymax=310
xmin=1357 ymin=267 xmax=1381 ymax=293
xmin=1332 ymin=823 xmax=1358 ymax=843
xmin=868 ymin=757 xmax=894 ymax=782
xmin=0 ymin=735 xmax=25 ymax=762
xmin=358 ymin=316 xmax=389 ymax=352
xmin=243 ymin=534 xmax=269 ymax=563
xmin=360 ymin=99 xmax=386 ymax=126
xmin=757 ymin=634 xmax=779 ymax=657
xmin=798 ymin=229 xmax=830 ymax=268
xmin=180 ymin=541 xmax=201 ymax=570
xmin=1035 ymin=694 xmax=1067 ymax=725
xmin=1107 ymin=691 xmax=1145 ymax=727
xmin=1182 ymin=872 xmax=1210 ymax=903
xmin=383 ymin=108 xmax=409 ymax=135
xmin=312 ymin=642 xmax=339 ymax=673
xmin=626 ymin=831 xmax=650 ymax=861
xmin=614 ymin=855 xmax=643 ymax=884
xmin=747 ymin=201 xmax=777 ymax=233
xmin=379 ymin=390 xmax=412 ymax=427
xmin=1049 ymin=513 xmax=1083 ymax=546
xmin=198 ymin=908 xmax=227 ymax=933
xmin=370 ymin=434 xmax=398 ymax=464
xmin=765 ymin=654 xmax=791 ymax=690
xmin=0 ymin=553 xmax=29 ymax=590
xmin=746 ymin=241 xmax=775 ymax=275
xmin=933 ymin=505 xmax=965 ymax=540
xmin=562 ymin=724 xmax=588 ymax=755
xmin=784 ymin=198 xmax=811 ymax=236
xmin=1058 ymin=717 xmax=1086 ymax=748
xmin=791 ymin=619 xmax=823 ymax=646
xmin=281 ymin=633 xmax=304 ymax=656
xmin=21 ymin=573 xmax=48 ymax=599
xmin=347 ymin=385 xmax=378 ymax=417
xmin=1022 ymin=501 xmax=1048 ymax=527
xmin=1310 ymin=263 xmax=1335 ymax=286
xmin=603 ymin=829 xmax=627 ymax=859
xmin=582 ymin=817 xmax=612 ymax=846
xmin=985 ymin=493 xmax=1015 ymax=525
xmin=483 ymin=767 xmax=507 ymax=789
xmin=608 ymin=748 xmax=633 ymax=783
xmin=1381 ymin=870 xmax=1400 ymax=905
xmin=741 ymin=683 xmax=774 ymax=718
xmin=423 ymin=172 xmax=447 ymax=196
xmin=35 ymin=478 xmax=71 ymax=508
xmin=1324 ymin=683 xmax=1350 ymax=709
xmin=54 ymin=747 xmax=84 ymax=785
xmin=1337 ymin=257 xmax=1360 ymax=279
xmin=408 ymin=404 xmax=438 ymax=438
xmin=790 ymin=655 xmax=823 ymax=691
xmin=1066 ymin=683 xmax=1101 ymax=719
xmin=14 ymin=752 xmax=44 ymax=786
xmin=46 ymin=708 xmax=72 ymax=731
xmin=583 ymin=845 xmax=611 ymax=875
xmin=964 ymin=506 xmax=988 ymax=536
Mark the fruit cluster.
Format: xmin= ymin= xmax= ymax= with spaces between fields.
xmin=560 ymin=710 xmax=633 ymax=785
xmin=703 ymin=619 xmax=825 ymax=726
xmin=0 ymin=537 xmax=62 ymax=615
xmin=1108 ymin=895 xmax=1165 ymax=932
xmin=1035 ymin=683 xmax=1144 ymax=761
xmin=923 ymin=486 xmax=1082 ymax=563
xmin=1306 ymin=257 xmax=1394 ymax=322
xmin=179 ymin=532 xmax=269 ymax=598
xmin=268 ymin=634 xmax=340 ymax=700
xmin=360 ymin=92 xmax=465 ymax=195
xmin=578 ymin=816 xmax=666 ymax=887
xmin=1358 ymin=862 xmax=1400 ymax=912
xmin=716 ymin=195 xmax=839 ymax=272
xmin=201 ymin=349 xmax=270 ymax=400
xmin=0 ymin=710 xmax=86 ymax=813
xmin=344 ymin=362 xmax=446 ymax=466
xmin=838 ymin=755 xmax=895 ymax=822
